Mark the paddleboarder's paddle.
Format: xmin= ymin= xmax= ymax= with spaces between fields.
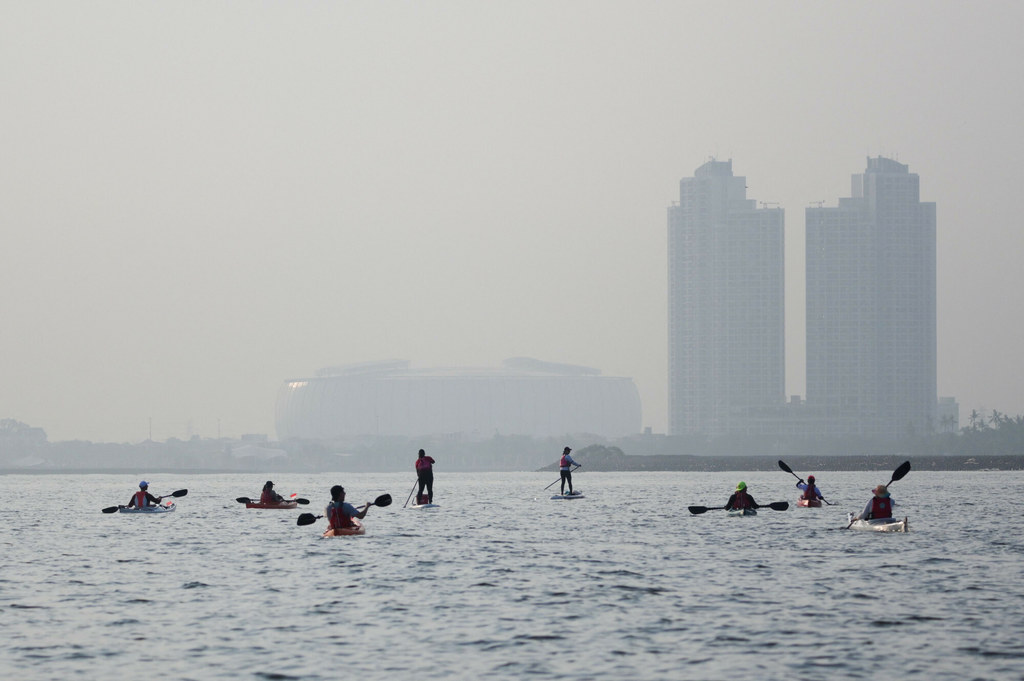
xmin=778 ymin=460 xmax=833 ymax=505
xmin=846 ymin=461 xmax=911 ymax=529
xmin=403 ymin=480 xmax=418 ymax=508
xmin=688 ymin=501 xmax=788 ymax=515
xmin=543 ymin=465 xmax=580 ymax=491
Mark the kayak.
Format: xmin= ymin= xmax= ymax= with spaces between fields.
xmin=847 ymin=513 xmax=909 ymax=532
xmin=322 ymin=519 xmax=366 ymax=537
xmin=245 ymin=501 xmax=298 ymax=510
xmin=550 ymin=490 xmax=585 ymax=500
xmin=410 ymin=503 xmax=440 ymax=509
xmin=727 ymin=508 xmax=757 ymax=517
xmin=119 ymin=503 xmax=175 ymax=514
xmin=797 ymin=498 xmax=822 ymax=508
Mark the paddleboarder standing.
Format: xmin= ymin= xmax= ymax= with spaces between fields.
xmin=559 ymin=447 xmax=579 ymax=496
xmin=724 ymin=481 xmax=759 ymax=511
xmin=415 ymin=449 xmax=436 ymax=504
xmin=126 ymin=481 xmax=163 ymax=508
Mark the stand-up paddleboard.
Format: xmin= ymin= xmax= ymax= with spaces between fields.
xmin=410 ymin=503 xmax=440 ymax=509
xmin=550 ymin=490 xmax=585 ymax=500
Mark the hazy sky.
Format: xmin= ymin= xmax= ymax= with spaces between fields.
xmin=3 ymin=2 xmax=1022 ymax=442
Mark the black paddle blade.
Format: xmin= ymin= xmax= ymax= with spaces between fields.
xmin=688 ymin=506 xmax=708 ymax=514
xmin=373 ymin=493 xmax=393 ymax=508
xmin=777 ymin=460 xmax=794 ymax=474
xmin=297 ymin=513 xmax=321 ymax=526
xmin=768 ymin=501 xmax=790 ymax=511
xmin=101 ymin=506 xmax=121 ymax=514
xmin=170 ymin=489 xmax=188 ymax=498
xmin=889 ymin=461 xmax=911 ymax=484
xmin=235 ymin=497 xmax=252 ymax=504
xmin=295 ymin=498 xmax=310 ymax=505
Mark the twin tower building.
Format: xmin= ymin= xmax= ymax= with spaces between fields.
xmin=668 ymin=157 xmax=938 ymax=441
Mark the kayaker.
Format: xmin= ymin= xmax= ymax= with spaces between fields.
xmin=415 ymin=449 xmax=436 ymax=504
xmin=326 ymin=485 xmax=370 ymax=531
xmin=858 ymin=484 xmax=894 ymax=520
xmin=796 ymin=475 xmax=824 ymax=502
xmin=127 ymin=481 xmax=163 ymax=508
xmin=724 ymin=481 xmax=759 ymax=511
xmin=559 ymin=446 xmax=580 ymax=496
xmin=260 ymin=481 xmax=284 ymax=505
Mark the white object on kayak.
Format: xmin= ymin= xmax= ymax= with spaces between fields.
xmin=727 ymin=508 xmax=757 ymax=517
xmin=119 ymin=503 xmax=176 ymax=514
xmin=847 ymin=512 xmax=908 ymax=532
xmin=550 ymin=490 xmax=585 ymax=500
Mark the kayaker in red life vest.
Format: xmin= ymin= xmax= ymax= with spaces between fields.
xmin=127 ymin=481 xmax=162 ymax=508
xmin=415 ymin=449 xmax=436 ymax=504
xmin=559 ymin=447 xmax=580 ymax=495
xmin=260 ymin=481 xmax=284 ymax=505
xmin=326 ymin=485 xmax=370 ymax=531
xmin=858 ymin=484 xmax=894 ymax=520
xmin=796 ymin=475 xmax=824 ymax=502
xmin=724 ymin=481 xmax=759 ymax=511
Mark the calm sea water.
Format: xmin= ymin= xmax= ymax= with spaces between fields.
xmin=1 ymin=470 xmax=1023 ymax=681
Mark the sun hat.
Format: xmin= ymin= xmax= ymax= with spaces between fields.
xmin=139 ymin=481 xmax=149 ymax=488
xmin=736 ymin=481 xmax=747 ymax=490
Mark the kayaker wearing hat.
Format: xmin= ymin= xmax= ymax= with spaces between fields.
xmin=414 ymin=449 xmax=436 ymax=505
xmin=126 ymin=481 xmax=163 ymax=508
xmin=724 ymin=481 xmax=759 ymax=511
xmin=796 ymin=475 xmax=824 ymax=503
xmin=559 ymin=446 xmax=580 ymax=496
xmin=858 ymin=484 xmax=894 ymax=521
xmin=260 ymin=480 xmax=284 ymax=505
xmin=326 ymin=485 xmax=370 ymax=532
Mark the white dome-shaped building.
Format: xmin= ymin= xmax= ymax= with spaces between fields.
xmin=275 ymin=358 xmax=642 ymax=441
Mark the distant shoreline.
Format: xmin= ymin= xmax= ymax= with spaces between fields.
xmin=3 ymin=454 xmax=1022 ymax=475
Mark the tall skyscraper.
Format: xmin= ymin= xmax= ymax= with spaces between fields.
xmin=667 ymin=159 xmax=785 ymax=437
xmin=805 ymin=157 xmax=937 ymax=437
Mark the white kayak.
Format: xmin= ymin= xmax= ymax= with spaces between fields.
xmin=119 ymin=503 xmax=176 ymax=514
xmin=550 ymin=490 xmax=585 ymax=500
xmin=847 ymin=513 xmax=908 ymax=532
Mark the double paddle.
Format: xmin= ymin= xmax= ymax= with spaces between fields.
xmin=102 ymin=488 xmax=188 ymax=513
xmin=235 ymin=493 xmax=309 ymax=505
xmin=297 ymin=493 xmax=393 ymax=526
xmin=846 ymin=460 xmax=911 ymax=529
xmin=688 ymin=501 xmax=789 ymax=515
xmin=778 ymin=460 xmax=833 ymax=505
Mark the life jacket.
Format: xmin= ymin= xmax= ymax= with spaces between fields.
xmin=134 ymin=490 xmax=150 ymax=508
xmin=560 ymin=455 xmax=572 ymax=469
xmin=801 ymin=485 xmax=819 ymax=500
xmin=260 ymin=489 xmax=277 ymax=504
xmin=327 ymin=502 xmax=354 ymax=529
xmin=733 ymin=491 xmax=752 ymax=509
xmin=415 ymin=457 xmax=433 ymax=472
xmin=870 ymin=496 xmax=893 ymax=519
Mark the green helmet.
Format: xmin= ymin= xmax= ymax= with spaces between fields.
xmin=736 ymin=481 xmax=747 ymax=490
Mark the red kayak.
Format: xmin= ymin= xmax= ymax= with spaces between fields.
xmin=797 ymin=498 xmax=822 ymax=508
xmin=245 ymin=501 xmax=298 ymax=510
xmin=322 ymin=519 xmax=365 ymax=537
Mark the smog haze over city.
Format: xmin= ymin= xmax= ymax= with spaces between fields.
xmin=2 ymin=2 xmax=1022 ymax=443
